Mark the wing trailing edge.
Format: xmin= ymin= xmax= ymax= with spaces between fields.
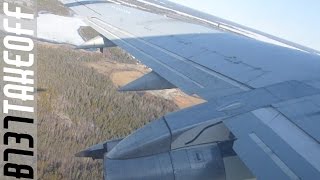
xmin=76 ymin=138 xmax=122 ymax=159
xmin=119 ymin=71 xmax=176 ymax=92
xmin=76 ymin=35 xmax=116 ymax=52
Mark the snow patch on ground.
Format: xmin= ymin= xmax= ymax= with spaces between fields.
xmin=37 ymin=13 xmax=87 ymax=45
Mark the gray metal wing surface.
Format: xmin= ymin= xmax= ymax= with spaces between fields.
xmin=62 ymin=0 xmax=320 ymax=179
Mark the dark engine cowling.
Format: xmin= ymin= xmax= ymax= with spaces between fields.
xmin=104 ymin=143 xmax=226 ymax=180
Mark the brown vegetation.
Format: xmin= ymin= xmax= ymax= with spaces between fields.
xmin=85 ymin=60 xmax=205 ymax=108
xmin=38 ymin=0 xmax=71 ymax=16
xmin=78 ymin=26 xmax=100 ymax=41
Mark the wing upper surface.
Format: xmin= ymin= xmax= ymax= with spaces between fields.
xmin=63 ymin=0 xmax=320 ymax=100
xmin=65 ymin=0 xmax=320 ymax=99
xmin=62 ymin=0 xmax=320 ymax=179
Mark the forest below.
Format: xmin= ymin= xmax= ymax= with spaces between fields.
xmin=37 ymin=43 xmax=178 ymax=179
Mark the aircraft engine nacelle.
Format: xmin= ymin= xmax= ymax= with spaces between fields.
xmin=104 ymin=143 xmax=226 ymax=180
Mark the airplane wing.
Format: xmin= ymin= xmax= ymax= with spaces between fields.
xmin=62 ymin=0 xmax=320 ymax=179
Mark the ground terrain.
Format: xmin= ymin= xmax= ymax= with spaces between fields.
xmin=36 ymin=26 xmax=203 ymax=180
xmin=37 ymin=43 xmax=180 ymax=179
xmin=35 ymin=32 xmax=203 ymax=180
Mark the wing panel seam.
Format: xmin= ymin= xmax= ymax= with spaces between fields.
xmin=249 ymin=133 xmax=300 ymax=180
xmin=88 ymin=17 xmax=250 ymax=91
